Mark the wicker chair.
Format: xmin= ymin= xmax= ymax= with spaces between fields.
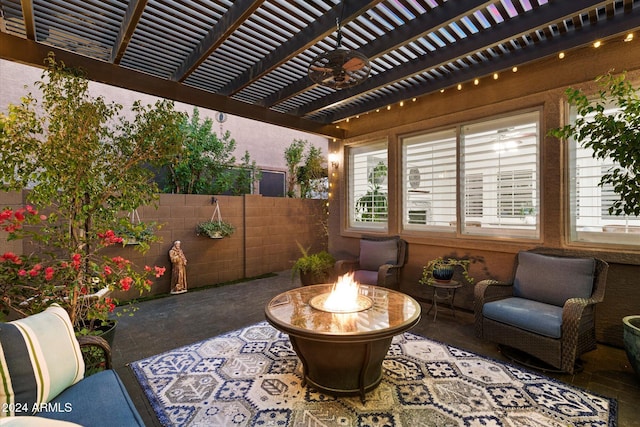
xmin=474 ymin=251 xmax=608 ymax=374
xmin=335 ymin=235 xmax=407 ymax=289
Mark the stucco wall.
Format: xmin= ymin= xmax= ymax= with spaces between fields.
xmin=327 ymin=40 xmax=640 ymax=348
xmin=0 ymin=59 xmax=329 ymax=173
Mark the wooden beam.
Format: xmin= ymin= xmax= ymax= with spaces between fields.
xmin=218 ymin=0 xmax=379 ymax=96
xmin=20 ymin=0 xmax=36 ymax=40
xmin=0 ymin=33 xmax=344 ymax=139
xmin=172 ymin=0 xmax=263 ymax=82
xmin=111 ymin=0 xmax=147 ymax=64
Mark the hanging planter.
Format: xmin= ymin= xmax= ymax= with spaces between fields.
xmin=115 ymin=209 xmax=157 ymax=246
xmin=196 ymin=198 xmax=235 ymax=239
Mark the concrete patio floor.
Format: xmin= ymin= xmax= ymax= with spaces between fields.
xmin=111 ymin=270 xmax=640 ymax=426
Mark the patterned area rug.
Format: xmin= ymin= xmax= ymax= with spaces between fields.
xmin=130 ymin=321 xmax=616 ymax=426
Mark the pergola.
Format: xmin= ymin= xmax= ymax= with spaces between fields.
xmin=1 ymin=0 xmax=639 ymax=139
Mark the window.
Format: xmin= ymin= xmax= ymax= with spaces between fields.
xmin=348 ymin=142 xmax=388 ymax=229
xmin=402 ymin=129 xmax=457 ymax=230
xmin=464 ymin=173 xmax=483 ymax=217
xmin=569 ymin=105 xmax=640 ymax=245
xmin=461 ymin=111 xmax=540 ymax=238
xmin=401 ymin=110 xmax=540 ymax=238
xmin=498 ymin=170 xmax=534 ymax=217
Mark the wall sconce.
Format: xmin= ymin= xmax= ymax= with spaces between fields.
xmin=328 ymin=153 xmax=339 ymax=169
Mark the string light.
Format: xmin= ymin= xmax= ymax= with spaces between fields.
xmin=338 ymin=33 xmax=635 ymax=125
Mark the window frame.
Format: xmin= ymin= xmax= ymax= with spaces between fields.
xmin=566 ymin=103 xmax=640 ymax=247
xmin=400 ymin=108 xmax=541 ymax=240
xmin=346 ymin=140 xmax=389 ymax=231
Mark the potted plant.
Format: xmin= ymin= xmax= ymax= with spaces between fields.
xmin=549 ymin=71 xmax=640 ymax=377
xmin=291 ymin=245 xmax=336 ymax=286
xmin=419 ymin=257 xmax=475 ymax=285
xmin=196 ymin=219 xmax=235 ymax=239
xmin=0 ymin=53 xmax=182 ymax=332
xmin=115 ymin=216 xmax=159 ymax=249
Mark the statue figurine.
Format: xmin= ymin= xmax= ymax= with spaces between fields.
xmin=169 ymin=240 xmax=188 ymax=294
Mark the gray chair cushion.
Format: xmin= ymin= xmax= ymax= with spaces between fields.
xmin=39 ymin=370 xmax=144 ymax=427
xmin=483 ymin=297 xmax=563 ymax=339
xmin=359 ymin=239 xmax=398 ymax=271
xmin=354 ymin=269 xmax=379 ymax=285
xmin=513 ymin=252 xmax=595 ymax=307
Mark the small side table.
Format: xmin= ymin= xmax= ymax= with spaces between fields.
xmin=424 ymin=280 xmax=463 ymax=321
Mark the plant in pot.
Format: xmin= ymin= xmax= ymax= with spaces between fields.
xmin=115 ymin=216 xmax=160 ymax=250
xmin=549 ymin=71 xmax=640 ymax=378
xmin=0 ymin=53 xmax=182 ymax=334
xmin=196 ymin=219 xmax=235 ymax=239
xmin=291 ymin=245 xmax=336 ymax=286
xmin=419 ymin=257 xmax=475 ymax=285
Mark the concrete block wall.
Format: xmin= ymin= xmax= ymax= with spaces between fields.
xmin=1 ymin=191 xmax=327 ymax=300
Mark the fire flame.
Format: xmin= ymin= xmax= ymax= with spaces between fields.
xmin=324 ymin=272 xmax=360 ymax=312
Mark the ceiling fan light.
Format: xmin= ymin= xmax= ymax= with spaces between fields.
xmin=308 ymin=47 xmax=371 ymax=90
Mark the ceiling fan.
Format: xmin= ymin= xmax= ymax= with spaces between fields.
xmin=308 ymin=10 xmax=370 ymax=90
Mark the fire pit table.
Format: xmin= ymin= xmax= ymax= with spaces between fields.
xmin=265 ymin=283 xmax=421 ymax=402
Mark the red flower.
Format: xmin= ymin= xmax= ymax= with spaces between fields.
xmin=44 ymin=267 xmax=55 ymax=281
xmin=1 ymin=252 xmax=21 ymax=264
xmin=13 ymin=209 xmax=25 ymax=221
xmin=119 ymin=276 xmax=133 ymax=291
xmin=103 ymin=265 xmax=113 ymax=276
xmin=154 ymin=266 xmax=166 ymax=278
xmin=98 ymin=229 xmax=123 ymax=245
xmin=71 ymin=253 xmax=82 ymax=270
xmin=0 ymin=209 xmax=12 ymax=221
xmin=18 ymin=269 xmax=27 ymax=276
xmin=111 ymin=256 xmax=129 ymax=269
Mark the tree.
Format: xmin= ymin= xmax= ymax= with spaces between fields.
xmin=284 ymin=139 xmax=328 ymax=198
xmin=298 ymin=145 xmax=327 ymax=198
xmin=164 ymin=108 xmax=259 ymax=195
xmin=549 ymin=72 xmax=640 ymax=216
xmin=0 ymin=53 xmax=181 ymax=327
xmin=284 ymin=139 xmax=306 ymax=197
xmin=165 ymin=108 xmax=236 ymax=194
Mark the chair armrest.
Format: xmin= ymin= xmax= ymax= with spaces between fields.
xmin=377 ymin=263 xmax=401 ymax=286
xmin=473 ymin=279 xmax=514 ymax=338
xmin=78 ymin=334 xmax=113 ymax=371
xmin=335 ymin=259 xmax=359 ymax=276
xmin=474 ymin=279 xmax=513 ymax=304
xmin=561 ymin=296 xmax=602 ymax=368
xmin=562 ymin=296 xmax=603 ymax=335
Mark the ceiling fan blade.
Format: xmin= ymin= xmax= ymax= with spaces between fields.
xmin=310 ymin=65 xmax=334 ymax=73
xmin=342 ymin=57 xmax=365 ymax=72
